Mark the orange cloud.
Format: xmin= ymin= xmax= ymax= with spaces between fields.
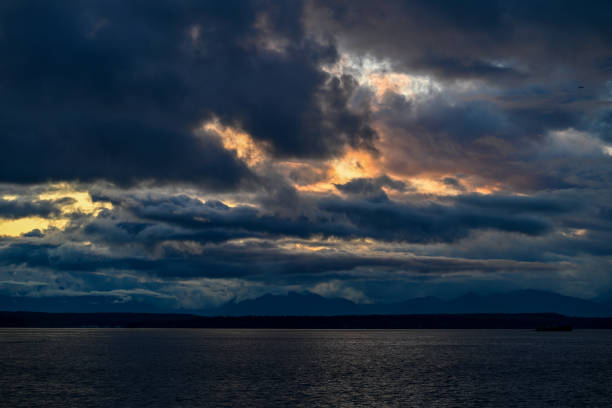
xmin=202 ymin=119 xmax=268 ymax=167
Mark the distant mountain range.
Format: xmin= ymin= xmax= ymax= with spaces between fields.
xmin=206 ymin=290 xmax=612 ymax=317
xmin=2 ymin=289 xmax=612 ymax=317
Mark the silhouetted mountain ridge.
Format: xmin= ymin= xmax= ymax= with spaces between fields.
xmin=207 ymin=290 xmax=612 ymax=317
xmin=2 ymin=290 xmax=612 ymax=316
xmin=216 ymin=292 xmax=357 ymax=316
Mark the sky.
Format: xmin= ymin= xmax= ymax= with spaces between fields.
xmin=1 ymin=0 xmax=611 ymax=311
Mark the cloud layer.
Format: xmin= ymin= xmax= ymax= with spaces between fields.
xmin=0 ymin=0 xmax=611 ymax=310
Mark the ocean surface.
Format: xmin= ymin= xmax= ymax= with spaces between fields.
xmin=1 ymin=329 xmax=611 ymax=407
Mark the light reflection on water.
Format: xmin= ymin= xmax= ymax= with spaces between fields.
xmin=1 ymin=329 xmax=612 ymax=407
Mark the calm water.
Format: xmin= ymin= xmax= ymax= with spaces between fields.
xmin=1 ymin=329 xmax=612 ymax=407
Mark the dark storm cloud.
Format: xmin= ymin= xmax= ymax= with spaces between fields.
xmin=441 ymin=177 xmax=466 ymax=192
xmin=320 ymin=198 xmax=552 ymax=243
xmin=310 ymin=0 xmax=612 ymax=83
xmin=593 ymin=110 xmax=612 ymax=143
xmin=455 ymin=194 xmax=576 ymax=214
xmin=118 ymin=194 xmax=355 ymax=241
xmin=334 ymin=175 xmax=409 ymax=198
xmin=414 ymin=54 xmax=526 ymax=81
xmin=85 ymin=192 xmax=558 ymax=246
xmin=0 ymin=0 xmax=375 ymax=185
xmin=22 ymin=229 xmax=43 ymax=238
xmin=1 ymin=185 xmax=602 ymax=305
xmin=0 ymin=197 xmax=73 ymax=219
xmin=0 ymin=240 xmax=563 ymax=281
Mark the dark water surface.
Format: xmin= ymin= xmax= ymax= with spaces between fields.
xmin=1 ymin=329 xmax=611 ymax=407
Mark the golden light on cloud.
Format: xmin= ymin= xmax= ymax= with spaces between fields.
xmin=279 ymin=242 xmax=331 ymax=252
xmin=203 ymin=120 xmax=267 ymax=167
xmin=561 ymin=228 xmax=588 ymax=238
xmin=368 ymin=72 xmax=413 ymax=100
xmin=286 ymin=148 xmax=500 ymax=198
xmin=0 ymin=217 xmax=69 ymax=237
xmin=473 ymin=186 xmax=498 ymax=195
xmin=407 ymin=175 xmax=501 ymax=196
xmin=201 ymin=93 xmax=500 ymax=199
xmin=292 ymin=148 xmax=381 ymax=193
xmin=0 ymin=184 xmax=112 ymax=237
xmin=408 ymin=177 xmax=458 ymax=196
xmin=323 ymin=53 xmax=440 ymax=103
xmin=38 ymin=184 xmax=112 ymax=216
xmin=330 ymin=148 xmax=379 ymax=182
